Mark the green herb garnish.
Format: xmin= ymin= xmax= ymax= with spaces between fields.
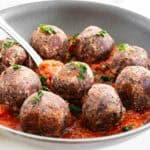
xmin=75 ymin=62 xmax=87 ymax=80
xmin=72 ymin=33 xmax=79 ymax=39
xmin=11 ymin=64 xmax=21 ymax=70
xmin=40 ymin=24 xmax=56 ymax=35
xmin=33 ymin=90 xmax=44 ymax=104
xmin=69 ymin=104 xmax=82 ymax=115
xmin=93 ymin=73 xmax=97 ymax=78
xmin=15 ymin=114 xmax=20 ymax=120
xmin=68 ymin=33 xmax=79 ymax=42
xmin=40 ymin=76 xmax=49 ymax=91
xmin=96 ymin=30 xmax=108 ymax=37
xmin=100 ymin=74 xmax=113 ymax=82
xmin=122 ymin=124 xmax=134 ymax=132
xmin=117 ymin=43 xmax=129 ymax=51
xmin=72 ymin=62 xmax=87 ymax=81
xmin=3 ymin=39 xmax=17 ymax=49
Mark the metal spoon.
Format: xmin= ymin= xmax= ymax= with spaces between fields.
xmin=0 ymin=16 xmax=43 ymax=66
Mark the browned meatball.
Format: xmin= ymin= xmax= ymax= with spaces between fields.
xmin=0 ymin=65 xmax=41 ymax=112
xmin=82 ymin=84 xmax=125 ymax=131
xmin=0 ymin=58 xmax=6 ymax=74
xmin=115 ymin=66 xmax=150 ymax=111
xmin=1 ymin=39 xmax=27 ymax=66
xmin=73 ymin=26 xmax=114 ymax=63
xmin=51 ymin=61 xmax=94 ymax=101
xmin=108 ymin=44 xmax=148 ymax=77
xmin=24 ymin=55 xmax=36 ymax=70
xmin=31 ymin=24 xmax=68 ymax=60
xmin=20 ymin=91 xmax=70 ymax=137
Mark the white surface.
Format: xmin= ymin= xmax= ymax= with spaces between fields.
xmin=0 ymin=0 xmax=150 ymax=149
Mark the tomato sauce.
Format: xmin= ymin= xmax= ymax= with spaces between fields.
xmin=63 ymin=110 xmax=150 ymax=138
xmin=0 ymin=38 xmax=149 ymax=139
xmin=0 ymin=103 xmax=149 ymax=138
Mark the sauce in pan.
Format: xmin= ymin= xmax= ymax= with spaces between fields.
xmin=0 ymin=104 xmax=150 ymax=138
xmin=0 ymin=46 xmax=149 ymax=138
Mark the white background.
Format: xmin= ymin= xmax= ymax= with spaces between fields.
xmin=0 ymin=0 xmax=149 ymax=149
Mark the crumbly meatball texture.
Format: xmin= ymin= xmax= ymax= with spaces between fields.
xmin=115 ymin=66 xmax=150 ymax=111
xmin=0 ymin=66 xmax=41 ymax=112
xmin=82 ymin=84 xmax=125 ymax=131
xmin=73 ymin=26 xmax=114 ymax=63
xmin=108 ymin=45 xmax=148 ymax=77
xmin=1 ymin=44 xmax=27 ymax=66
xmin=31 ymin=25 xmax=68 ymax=60
xmin=51 ymin=61 xmax=94 ymax=101
xmin=20 ymin=91 xmax=70 ymax=137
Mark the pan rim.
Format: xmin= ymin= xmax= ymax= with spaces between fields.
xmin=0 ymin=0 xmax=150 ymax=144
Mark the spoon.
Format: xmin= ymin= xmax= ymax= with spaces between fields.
xmin=0 ymin=16 xmax=43 ymax=66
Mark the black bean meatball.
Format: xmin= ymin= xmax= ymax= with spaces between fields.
xmin=115 ymin=66 xmax=150 ymax=111
xmin=82 ymin=84 xmax=125 ymax=131
xmin=73 ymin=26 xmax=114 ymax=63
xmin=0 ymin=57 xmax=6 ymax=74
xmin=1 ymin=39 xmax=27 ymax=66
xmin=24 ymin=55 xmax=36 ymax=70
xmin=0 ymin=65 xmax=41 ymax=112
xmin=31 ymin=24 xmax=68 ymax=60
xmin=51 ymin=61 xmax=94 ymax=101
xmin=108 ymin=44 xmax=148 ymax=77
xmin=20 ymin=91 xmax=70 ymax=137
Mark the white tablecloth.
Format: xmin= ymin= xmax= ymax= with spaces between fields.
xmin=0 ymin=0 xmax=149 ymax=149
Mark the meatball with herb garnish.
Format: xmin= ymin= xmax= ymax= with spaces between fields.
xmin=108 ymin=43 xmax=149 ymax=77
xmin=1 ymin=39 xmax=27 ymax=67
xmin=0 ymin=65 xmax=41 ymax=112
xmin=73 ymin=26 xmax=114 ymax=63
xmin=31 ymin=24 xmax=68 ymax=60
xmin=20 ymin=90 xmax=70 ymax=137
xmin=82 ymin=84 xmax=125 ymax=131
xmin=51 ymin=61 xmax=94 ymax=101
xmin=115 ymin=66 xmax=150 ymax=111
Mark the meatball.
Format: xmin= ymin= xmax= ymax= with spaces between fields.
xmin=82 ymin=84 xmax=125 ymax=131
xmin=31 ymin=24 xmax=68 ymax=60
xmin=1 ymin=39 xmax=27 ymax=66
xmin=20 ymin=91 xmax=70 ymax=137
xmin=51 ymin=61 xmax=94 ymax=101
xmin=0 ymin=65 xmax=41 ymax=112
xmin=73 ymin=26 xmax=114 ymax=63
xmin=108 ymin=44 xmax=148 ymax=77
xmin=24 ymin=55 xmax=36 ymax=70
xmin=115 ymin=66 xmax=150 ymax=111
xmin=0 ymin=57 xmax=6 ymax=74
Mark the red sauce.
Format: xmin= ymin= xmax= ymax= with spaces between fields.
xmin=0 ymin=104 xmax=149 ymax=138
xmin=0 ymin=105 xmax=20 ymax=130
xmin=0 ymin=39 xmax=149 ymax=138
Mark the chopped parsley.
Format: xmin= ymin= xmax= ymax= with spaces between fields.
xmin=117 ymin=43 xmax=129 ymax=51
xmin=3 ymin=39 xmax=17 ymax=49
xmin=40 ymin=76 xmax=49 ymax=91
xmin=40 ymin=24 xmax=56 ymax=35
xmin=100 ymin=74 xmax=113 ymax=82
xmin=33 ymin=90 xmax=44 ymax=104
xmin=11 ymin=64 xmax=21 ymax=70
xmin=93 ymin=73 xmax=97 ymax=78
xmin=15 ymin=114 xmax=20 ymax=120
xmin=71 ymin=62 xmax=87 ymax=81
xmin=122 ymin=124 xmax=134 ymax=132
xmin=68 ymin=33 xmax=79 ymax=42
xmin=72 ymin=33 xmax=79 ymax=39
xmin=69 ymin=104 xmax=82 ymax=115
xmin=96 ymin=30 xmax=108 ymax=37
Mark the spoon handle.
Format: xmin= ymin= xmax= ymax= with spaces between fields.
xmin=0 ymin=17 xmax=43 ymax=66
